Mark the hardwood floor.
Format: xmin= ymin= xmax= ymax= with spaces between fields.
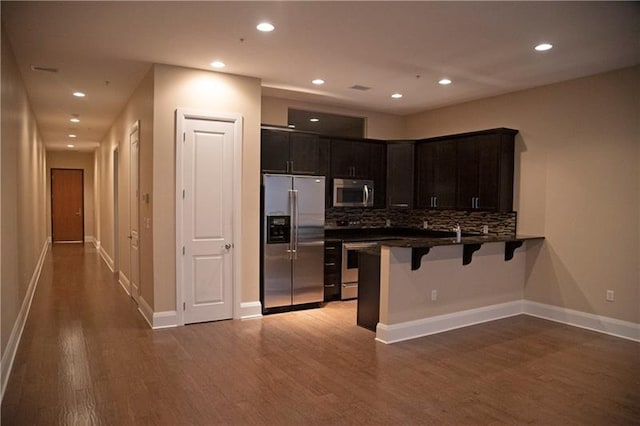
xmin=2 ymin=243 xmax=639 ymax=425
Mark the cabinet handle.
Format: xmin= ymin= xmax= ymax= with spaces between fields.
xmin=391 ymin=203 xmax=409 ymax=207
xmin=324 ymin=284 xmax=336 ymax=288
xmin=325 ymin=262 xmax=336 ymax=266
xmin=289 ymin=160 xmax=294 ymax=172
xmin=434 ymin=196 xmax=438 ymax=208
xmin=476 ymin=197 xmax=480 ymax=209
xmin=325 ymin=247 xmax=337 ymax=250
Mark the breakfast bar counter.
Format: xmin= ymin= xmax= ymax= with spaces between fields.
xmin=356 ymin=235 xmax=544 ymax=343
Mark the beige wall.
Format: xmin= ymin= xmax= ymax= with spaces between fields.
xmin=405 ymin=67 xmax=640 ymax=324
xmin=152 ymin=64 xmax=262 ymax=312
xmin=380 ymin=243 xmax=526 ymax=325
xmin=1 ymin=27 xmax=48 ymax=355
xmin=46 ymin=151 xmax=96 ymax=240
xmin=99 ymin=67 xmax=154 ymax=305
xmin=261 ymin=96 xmax=405 ymax=140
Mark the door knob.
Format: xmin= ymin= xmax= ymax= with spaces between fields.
xmin=224 ymin=244 xmax=232 ymax=250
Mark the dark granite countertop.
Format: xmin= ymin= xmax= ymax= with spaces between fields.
xmin=380 ymin=234 xmax=544 ymax=248
xmin=325 ymin=227 xmax=544 ymax=246
xmin=324 ymin=227 xmax=458 ymax=243
xmin=355 ymin=234 xmax=545 ymax=270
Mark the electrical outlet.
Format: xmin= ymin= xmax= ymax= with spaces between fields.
xmin=431 ymin=290 xmax=437 ymax=301
xmin=606 ymin=290 xmax=615 ymax=302
xmin=482 ymin=225 xmax=489 ymax=234
xmin=423 ymin=220 xmax=428 ymax=229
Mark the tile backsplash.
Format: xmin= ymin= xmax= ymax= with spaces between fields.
xmin=326 ymin=207 xmax=517 ymax=236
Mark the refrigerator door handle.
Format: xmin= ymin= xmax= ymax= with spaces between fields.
xmin=293 ymin=189 xmax=299 ymax=260
xmin=288 ymin=189 xmax=295 ymax=260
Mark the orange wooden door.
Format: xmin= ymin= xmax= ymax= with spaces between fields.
xmin=51 ymin=169 xmax=84 ymax=242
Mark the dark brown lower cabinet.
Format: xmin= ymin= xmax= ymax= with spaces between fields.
xmin=324 ymin=241 xmax=342 ymax=301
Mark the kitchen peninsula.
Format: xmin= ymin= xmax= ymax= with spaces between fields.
xmin=357 ymin=234 xmax=544 ymax=343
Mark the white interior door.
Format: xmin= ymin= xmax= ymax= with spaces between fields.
xmin=181 ymin=116 xmax=235 ymax=323
xmin=129 ymin=122 xmax=140 ymax=303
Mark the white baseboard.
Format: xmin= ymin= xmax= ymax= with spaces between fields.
xmin=118 ymin=271 xmax=131 ymax=295
xmin=239 ymin=301 xmax=262 ymax=320
xmin=376 ymin=300 xmax=524 ymax=344
xmin=152 ymin=310 xmax=178 ymax=329
xmin=1 ymin=239 xmax=49 ymax=401
xmin=99 ymin=246 xmax=114 ymax=272
xmin=137 ymin=296 xmax=177 ymax=329
xmin=375 ymin=299 xmax=639 ymax=345
xmin=523 ymin=301 xmax=639 ymax=342
xmin=138 ymin=296 xmax=154 ymax=328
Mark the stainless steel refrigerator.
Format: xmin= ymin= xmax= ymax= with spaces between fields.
xmin=262 ymin=174 xmax=325 ymax=312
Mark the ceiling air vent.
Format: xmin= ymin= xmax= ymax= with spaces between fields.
xmin=30 ymin=65 xmax=59 ymax=73
xmin=349 ymin=84 xmax=371 ymax=91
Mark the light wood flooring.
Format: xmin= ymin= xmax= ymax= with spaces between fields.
xmin=2 ymin=243 xmax=639 ymax=425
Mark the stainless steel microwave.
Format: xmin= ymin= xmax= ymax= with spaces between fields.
xmin=333 ymin=178 xmax=374 ymax=207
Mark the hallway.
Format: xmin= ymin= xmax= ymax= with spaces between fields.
xmin=2 ymin=244 xmax=639 ymax=425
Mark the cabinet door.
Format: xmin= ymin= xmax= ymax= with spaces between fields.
xmin=369 ymin=142 xmax=387 ymax=208
xmin=330 ymin=140 xmax=355 ymax=178
xmin=476 ymin=135 xmax=500 ymax=210
xmin=456 ymin=137 xmax=479 ymax=209
xmin=261 ymin=129 xmax=289 ymax=173
xmin=387 ymin=143 xmax=414 ymax=208
xmin=415 ymin=141 xmax=457 ymax=209
xmin=290 ymin=133 xmax=320 ymax=175
xmin=350 ymin=141 xmax=371 ymax=179
xmin=433 ymin=141 xmax=457 ymax=209
xmin=415 ymin=142 xmax=435 ymax=209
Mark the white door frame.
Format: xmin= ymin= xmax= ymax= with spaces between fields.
xmin=129 ymin=120 xmax=140 ymax=303
xmin=113 ymin=147 xmax=119 ymax=273
xmin=175 ymin=108 xmax=243 ymax=325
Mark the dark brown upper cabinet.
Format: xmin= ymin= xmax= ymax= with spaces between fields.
xmin=330 ymin=139 xmax=372 ymax=179
xmin=416 ymin=128 xmax=517 ymax=213
xmin=415 ymin=139 xmax=457 ymax=209
xmin=387 ymin=142 xmax=414 ymax=208
xmin=261 ymin=128 xmax=323 ymax=175
xmin=456 ymin=131 xmax=516 ymax=212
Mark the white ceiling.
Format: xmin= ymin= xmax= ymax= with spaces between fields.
xmin=2 ymin=1 xmax=639 ymax=151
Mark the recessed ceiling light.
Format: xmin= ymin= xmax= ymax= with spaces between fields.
xmin=288 ymin=124 xmax=296 ymax=128
xmin=438 ymin=78 xmax=452 ymax=85
xmin=68 ymin=134 xmax=77 ymax=138
xmin=70 ymin=117 xmax=80 ymax=123
xmin=534 ymin=43 xmax=553 ymax=51
xmin=257 ymin=22 xmax=275 ymax=32
xmin=210 ymin=61 xmax=226 ymax=69
xmin=312 ymin=79 xmax=325 ymax=85
xmin=309 ymin=118 xmax=320 ymax=122
xmin=391 ymin=93 xmax=403 ymax=99
xmin=73 ymin=92 xmax=86 ymax=97
xmin=66 ymin=144 xmax=75 ymax=148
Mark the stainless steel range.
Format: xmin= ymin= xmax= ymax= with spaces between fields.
xmin=340 ymin=241 xmax=378 ymax=300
